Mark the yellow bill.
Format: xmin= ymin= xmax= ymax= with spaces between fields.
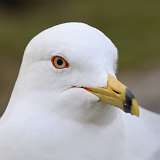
xmin=84 ymin=75 xmax=140 ymax=117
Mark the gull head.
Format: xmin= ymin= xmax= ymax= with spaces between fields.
xmin=13 ymin=22 xmax=139 ymax=120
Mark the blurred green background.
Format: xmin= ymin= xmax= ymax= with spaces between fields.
xmin=0 ymin=0 xmax=160 ymax=115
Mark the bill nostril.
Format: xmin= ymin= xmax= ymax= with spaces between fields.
xmin=112 ymin=89 xmax=120 ymax=95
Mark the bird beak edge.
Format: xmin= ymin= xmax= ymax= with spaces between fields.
xmin=84 ymin=74 xmax=140 ymax=117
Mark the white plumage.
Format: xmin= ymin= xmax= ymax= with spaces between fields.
xmin=0 ymin=22 xmax=160 ymax=160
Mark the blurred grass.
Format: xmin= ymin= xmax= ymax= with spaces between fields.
xmin=0 ymin=0 xmax=160 ymax=70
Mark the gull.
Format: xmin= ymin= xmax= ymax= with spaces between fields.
xmin=0 ymin=22 xmax=160 ymax=160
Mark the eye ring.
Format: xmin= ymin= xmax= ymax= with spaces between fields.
xmin=51 ymin=55 xmax=69 ymax=69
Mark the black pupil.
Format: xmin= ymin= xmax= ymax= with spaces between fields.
xmin=57 ymin=58 xmax=63 ymax=66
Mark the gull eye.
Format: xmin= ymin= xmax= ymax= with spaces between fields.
xmin=51 ymin=55 xmax=69 ymax=69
